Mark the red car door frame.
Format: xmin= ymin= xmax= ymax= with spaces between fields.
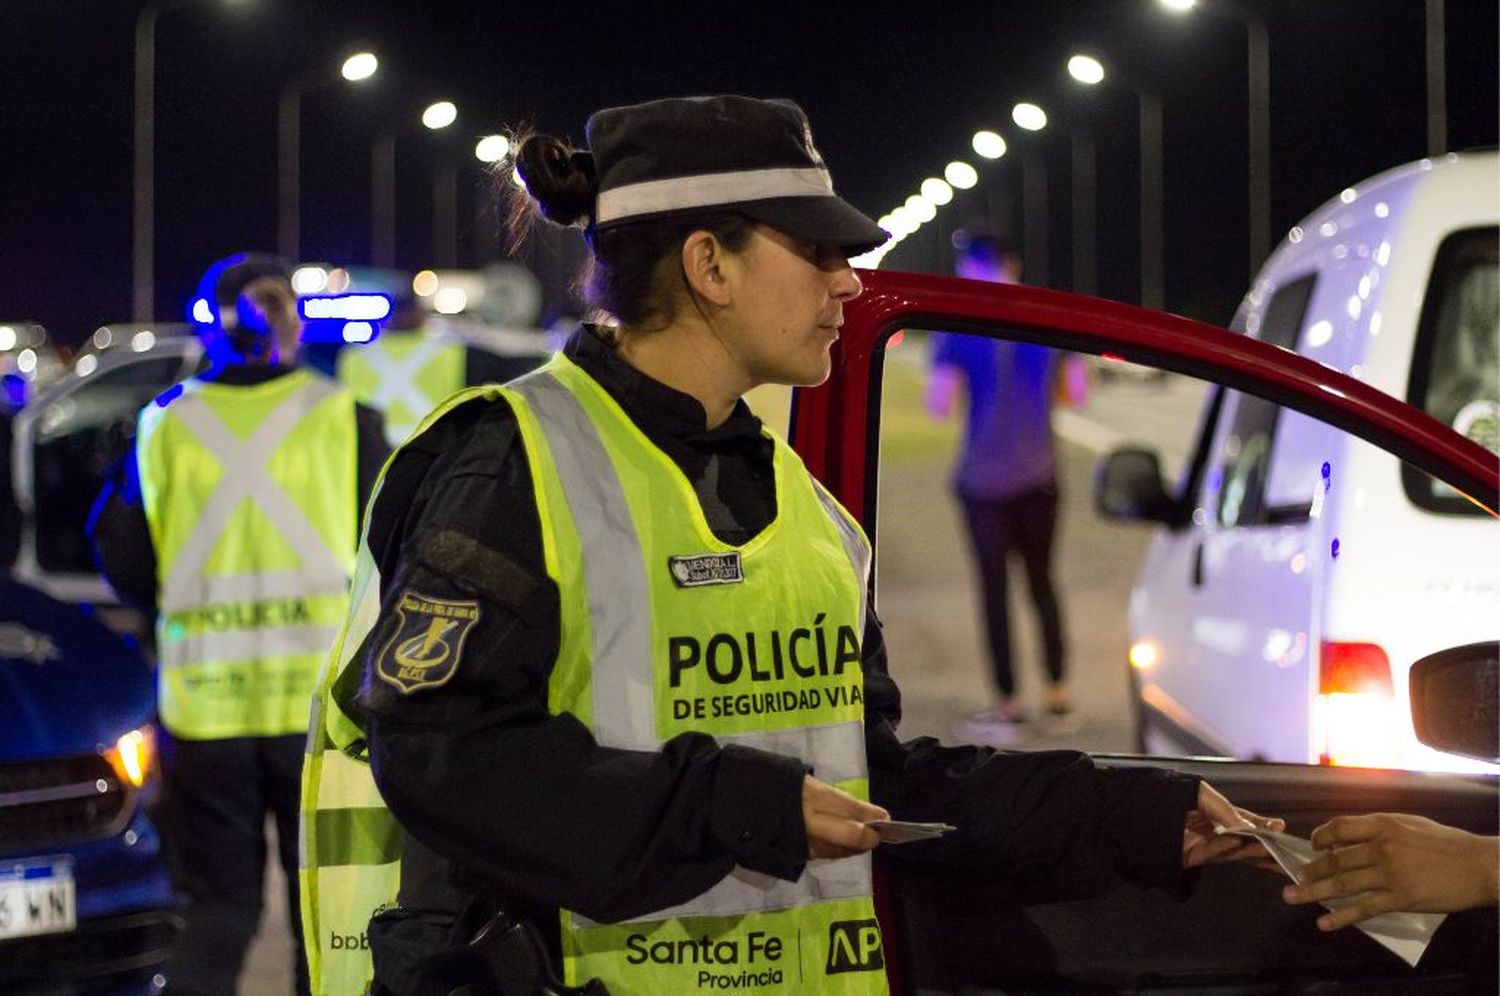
xmin=789 ymin=270 xmax=1498 ymax=995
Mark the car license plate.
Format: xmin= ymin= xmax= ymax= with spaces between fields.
xmin=0 ymin=857 xmax=76 ymax=940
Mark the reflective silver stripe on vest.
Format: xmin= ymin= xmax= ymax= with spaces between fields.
xmin=510 ymin=373 xmax=656 ymax=751
xmin=157 ymin=379 xmax=351 ymax=613
xmin=158 ymin=624 xmax=344 ymax=669
xmin=514 ymin=370 xmax=874 ymax=925
xmin=809 ymin=478 xmax=872 ymax=632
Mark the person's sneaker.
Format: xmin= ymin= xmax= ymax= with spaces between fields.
xmin=1041 ymin=704 xmax=1082 ymax=736
xmin=954 ymin=707 xmax=1028 ymax=746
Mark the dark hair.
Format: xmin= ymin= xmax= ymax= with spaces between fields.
xmin=506 ymin=132 xmax=756 ymax=329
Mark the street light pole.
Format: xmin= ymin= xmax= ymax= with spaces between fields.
xmin=133 ymin=0 xmax=198 ymax=322
xmin=1246 ymin=13 xmax=1271 ymax=278
xmin=1071 ymin=128 xmax=1097 ymax=296
xmin=278 ymin=53 xmax=377 ymax=261
xmin=278 ymin=78 xmax=308 ymax=260
xmin=1021 ymin=149 xmax=1049 ymax=288
xmin=1067 ymin=55 xmax=1162 ymax=309
xmin=434 ymin=159 xmax=458 ymax=269
xmin=1426 ymin=0 xmax=1447 ymax=155
xmin=371 ymin=101 xmax=457 ymax=269
xmin=371 ymin=129 xmax=398 ymax=268
xmin=1139 ymin=89 xmax=1165 ymax=311
xmin=1159 ymin=1 xmax=1272 ymax=282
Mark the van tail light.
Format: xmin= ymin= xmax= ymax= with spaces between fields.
xmin=1316 ymin=641 xmax=1398 ymax=767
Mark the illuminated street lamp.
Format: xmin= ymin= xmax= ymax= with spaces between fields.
xmin=1011 ymin=102 xmax=1048 ymax=132
xmin=278 ymin=50 xmax=379 ymax=259
xmin=474 ymin=134 xmax=511 ymax=163
xmin=1067 ymin=54 xmax=1106 ymax=86
xmin=920 ymin=177 xmax=954 ymax=206
xmin=945 ymin=161 xmax=979 ymax=189
xmin=971 ymin=130 xmax=1008 ymax=160
xmin=372 ymin=101 xmax=457 ymax=269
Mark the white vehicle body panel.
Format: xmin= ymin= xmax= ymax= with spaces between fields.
xmin=1132 ymin=153 xmax=1499 ymax=774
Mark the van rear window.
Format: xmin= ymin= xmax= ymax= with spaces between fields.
xmin=1404 ymin=227 xmax=1500 ymax=516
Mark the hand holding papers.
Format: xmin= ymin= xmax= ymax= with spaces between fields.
xmin=1217 ymin=824 xmax=1447 ymax=967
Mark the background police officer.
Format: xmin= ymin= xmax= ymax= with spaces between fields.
xmin=335 ymin=293 xmax=544 ymax=446
xmin=91 ymin=253 xmax=390 ymax=995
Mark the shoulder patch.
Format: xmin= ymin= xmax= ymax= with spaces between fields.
xmin=376 ymin=590 xmax=481 ymax=694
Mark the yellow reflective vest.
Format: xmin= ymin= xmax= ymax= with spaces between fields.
xmin=335 ymin=331 xmax=466 ymax=446
xmin=301 ymin=354 xmax=887 ymax=995
xmin=136 ymin=368 xmax=358 ymax=740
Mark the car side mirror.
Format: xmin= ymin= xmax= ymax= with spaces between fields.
xmin=1409 ymin=641 xmax=1499 ymax=763
xmin=1094 ymin=447 xmax=1175 ymax=524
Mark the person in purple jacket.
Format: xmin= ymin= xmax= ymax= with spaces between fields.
xmin=927 ymin=229 xmax=1087 ymax=744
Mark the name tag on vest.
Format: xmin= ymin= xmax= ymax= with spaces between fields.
xmin=668 ymin=553 xmax=744 ymax=587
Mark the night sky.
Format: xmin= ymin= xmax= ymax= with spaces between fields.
xmin=7 ymin=0 xmax=1498 ymax=345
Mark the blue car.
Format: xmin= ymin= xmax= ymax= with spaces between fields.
xmin=0 ymin=578 xmax=179 ymax=994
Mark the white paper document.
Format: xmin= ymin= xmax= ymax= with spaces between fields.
xmin=1218 ymin=825 xmax=1446 ymax=967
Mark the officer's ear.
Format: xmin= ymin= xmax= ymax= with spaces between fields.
xmin=680 ymin=230 xmax=735 ymax=309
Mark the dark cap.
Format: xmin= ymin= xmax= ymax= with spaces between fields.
xmin=585 ymin=96 xmax=887 ymax=256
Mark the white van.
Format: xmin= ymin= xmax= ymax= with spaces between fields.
xmin=1098 ymin=151 xmax=1498 ymax=774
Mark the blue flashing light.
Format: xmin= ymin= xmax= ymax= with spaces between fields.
xmin=191 ymin=297 xmax=214 ymax=325
xmin=300 ymin=293 xmax=392 ymax=322
xmin=1 ymin=373 xmax=26 ymax=409
xmin=154 ymin=383 xmax=185 ymax=408
xmin=341 ymin=321 xmax=376 ymax=344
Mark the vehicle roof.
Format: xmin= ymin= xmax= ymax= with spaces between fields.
xmin=1239 ymin=150 xmax=1499 ymax=326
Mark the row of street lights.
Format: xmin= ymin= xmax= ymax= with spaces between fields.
xmin=855 ymin=0 xmax=1258 ymax=310
xmin=859 ymin=0 xmax=1449 ymax=308
xmin=132 ymin=0 xmax=521 ymax=320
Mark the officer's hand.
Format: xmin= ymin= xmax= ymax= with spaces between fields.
xmin=1284 ymin=814 xmax=1500 ymax=930
xmin=1182 ymin=781 xmax=1285 ymax=868
xmin=803 ymin=775 xmax=888 ymax=860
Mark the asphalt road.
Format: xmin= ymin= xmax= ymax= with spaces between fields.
xmin=238 ymin=357 xmax=1208 ymax=993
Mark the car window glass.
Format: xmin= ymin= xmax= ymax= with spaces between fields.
xmin=1214 ymin=275 xmax=1318 ymax=528
xmin=1403 ymin=227 xmax=1499 ymax=516
xmin=32 ymin=355 xmax=189 ymax=573
xmin=873 ymin=327 xmax=1208 ymax=757
xmin=872 ymin=320 xmax=1495 ymax=774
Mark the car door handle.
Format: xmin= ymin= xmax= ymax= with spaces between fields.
xmin=1191 ymin=542 xmax=1205 ymax=588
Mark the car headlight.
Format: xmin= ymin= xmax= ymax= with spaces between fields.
xmin=105 ymin=726 xmax=157 ymax=788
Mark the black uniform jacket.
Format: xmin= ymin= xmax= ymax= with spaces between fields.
xmin=342 ymin=326 xmax=1203 ymax=939
xmin=91 ymin=363 xmax=390 ymax=614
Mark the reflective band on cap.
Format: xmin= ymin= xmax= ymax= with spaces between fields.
xmin=595 ymin=167 xmax=834 ymax=224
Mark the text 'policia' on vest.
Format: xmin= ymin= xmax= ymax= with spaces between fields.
xmin=300 ymin=353 xmax=889 ymax=995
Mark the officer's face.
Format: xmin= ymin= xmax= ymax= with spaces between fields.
xmin=237 ymin=276 xmax=303 ymax=360
xmin=718 ymin=225 xmax=862 ymax=388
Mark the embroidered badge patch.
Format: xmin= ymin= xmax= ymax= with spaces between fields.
xmin=667 ymin=552 xmax=744 ymax=588
xmin=376 ymin=590 xmax=480 ymax=694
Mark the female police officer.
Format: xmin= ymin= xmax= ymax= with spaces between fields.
xmin=301 ymin=95 xmax=1275 ymax=996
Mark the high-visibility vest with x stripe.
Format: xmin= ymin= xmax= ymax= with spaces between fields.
xmin=335 ymin=331 xmax=466 ymax=446
xmin=299 ymin=354 xmax=885 ymax=996
xmin=137 ymin=369 xmax=358 ymax=740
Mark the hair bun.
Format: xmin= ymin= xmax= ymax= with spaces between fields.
xmin=516 ymin=134 xmax=596 ymax=227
